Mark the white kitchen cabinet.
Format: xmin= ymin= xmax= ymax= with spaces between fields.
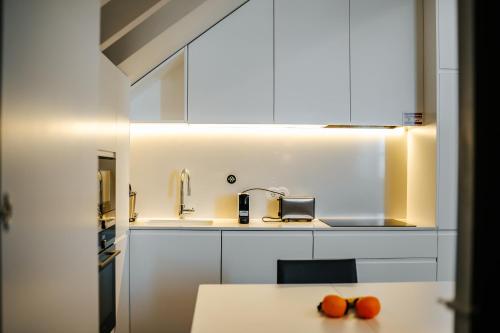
xmin=350 ymin=0 xmax=419 ymax=126
xmin=99 ymin=54 xmax=119 ymax=151
xmin=130 ymin=48 xmax=186 ymax=122
xmin=222 ymin=231 xmax=313 ymax=283
xmin=437 ymin=231 xmax=457 ymax=281
xmin=314 ymin=230 xmax=437 ymax=282
xmin=115 ymin=234 xmax=130 ymax=333
xmin=437 ymin=73 xmax=459 ymax=230
xmin=187 ymin=0 xmax=273 ymax=124
xmin=274 ymin=0 xmax=350 ymax=125
xmin=130 ymin=230 xmax=221 ymax=333
xmin=357 ymin=258 xmax=437 ymax=282
xmin=314 ymin=230 xmax=438 ymax=259
xmin=438 ymin=0 xmax=458 ymax=69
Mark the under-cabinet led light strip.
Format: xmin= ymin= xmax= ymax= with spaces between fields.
xmin=130 ymin=123 xmax=407 ymax=137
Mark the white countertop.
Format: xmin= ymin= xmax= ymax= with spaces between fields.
xmin=191 ymin=282 xmax=455 ymax=333
xmin=129 ymin=218 xmax=435 ymax=231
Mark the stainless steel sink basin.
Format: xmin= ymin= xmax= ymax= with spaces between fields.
xmin=139 ymin=219 xmax=213 ymax=226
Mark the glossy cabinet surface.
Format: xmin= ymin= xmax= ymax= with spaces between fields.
xmin=350 ymin=0 xmax=419 ymax=125
xmin=115 ymin=234 xmax=130 ymax=333
xmin=274 ymin=0 xmax=350 ymax=124
xmin=1 ymin=1 xmax=102 ymax=331
xmin=437 ymin=73 xmax=459 ymax=230
xmin=133 ymin=0 xmax=420 ymax=126
xmin=314 ymin=230 xmax=438 ymax=282
xmin=437 ymin=231 xmax=457 ymax=281
xmin=221 ymin=231 xmax=313 ymax=283
xmin=438 ymin=0 xmax=458 ymax=69
xmin=187 ymin=0 xmax=273 ymax=124
xmin=357 ymin=259 xmax=437 ymax=282
xmin=314 ymin=230 xmax=437 ymax=259
xmin=130 ymin=230 xmax=221 ymax=333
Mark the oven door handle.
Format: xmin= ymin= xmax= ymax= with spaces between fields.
xmin=99 ymin=249 xmax=121 ymax=269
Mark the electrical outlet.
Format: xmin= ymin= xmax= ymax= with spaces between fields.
xmin=278 ymin=187 xmax=290 ymax=197
xmin=266 ymin=186 xmax=290 ymax=200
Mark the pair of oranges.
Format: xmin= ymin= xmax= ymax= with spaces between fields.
xmin=317 ymin=295 xmax=381 ymax=319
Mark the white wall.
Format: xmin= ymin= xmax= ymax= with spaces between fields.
xmin=130 ymin=125 xmax=408 ymax=220
xmin=1 ymin=1 xmax=101 ymax=331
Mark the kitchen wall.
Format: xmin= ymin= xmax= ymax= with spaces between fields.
xmin=130 ymin=125 xmax=409 ymax=220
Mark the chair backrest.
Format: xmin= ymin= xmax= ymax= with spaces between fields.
xmin=277 ymin=259 xmax=357 ymax=284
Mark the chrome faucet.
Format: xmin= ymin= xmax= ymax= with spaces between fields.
xmin=179 ymin=168 xmax=195 ymax=218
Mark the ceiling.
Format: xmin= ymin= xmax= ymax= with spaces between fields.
xmin=100 ymin=0 xmax=248 ymax=83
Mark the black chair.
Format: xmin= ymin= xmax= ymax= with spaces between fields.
xmin=277 ymin=259 xmax=357 ymax=284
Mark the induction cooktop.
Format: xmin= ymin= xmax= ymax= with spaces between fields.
xmin=319 ymin=218 xmax=416 ymax=227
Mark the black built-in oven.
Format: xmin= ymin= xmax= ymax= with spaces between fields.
xmin=98 ymin=214 xmax=120 ymax=333
xmin=98 ymin=155 xmax=119 ymax=333
xmin=99 ymin=242 xmax=120 ymax=333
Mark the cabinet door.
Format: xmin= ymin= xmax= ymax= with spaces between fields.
xmin=222 ymin=231 xmax=313 ymax=283
xmin=437 ymin=73 xmax=459 ymax=230
xmin=274 ymin=0 xmax=350 ymax=124
xmin=130 ymin=230 xmax=221 ymax=333
xmin=438 ymin=0 xmax=458 ymax=69
xmin=187 ymin=0 xmax=273 ymax=124
xmin=350 ymin=0 xmax=419 ymax=126
xmin=437 ymin=231 xmax=457 ymax=281
xmin=115 ymin=234 xmax=130 ymax=333
xmin=357 ymin=258 xmax=437 ymax=282
xmin=314 ymin=231 xmax=438 ymax=259
xmin=130 ymin=48 xmax=186 ymax=122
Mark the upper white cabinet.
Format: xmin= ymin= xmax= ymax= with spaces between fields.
xmin=187 ymin=0 xmax=273 ymax=124
xmin=350 ymin=0 xmax=419 ymax=126
xmin=130 ymin=48 xmax=187 ymax=122
xmin=274 ymin=0 xmax=350 ymax=124
xmin=131 ymin=0 xmax=421 ymax=126
xmin=438 ymin=0 xmax=458 ymax=69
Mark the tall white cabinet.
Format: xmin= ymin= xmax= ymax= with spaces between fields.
xmin=350 ymin=0 xmax=419 ymax=126
xmin=274 ymin=0 xmax=350 ymax=124
xmin=187 ymin=0 xmax=273 ymax=124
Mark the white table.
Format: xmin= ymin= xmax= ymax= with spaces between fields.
xmin=191 ymin=282 xmax=455 ymax=333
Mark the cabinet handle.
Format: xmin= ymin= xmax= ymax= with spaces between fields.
xmin=99 ymin=250 xmax=121 ymax=269
xmin=0 ymin=194 xmax=13 ymax=231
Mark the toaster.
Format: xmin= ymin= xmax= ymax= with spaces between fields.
xmin=278 ymin=196 xmax=315 ymax=222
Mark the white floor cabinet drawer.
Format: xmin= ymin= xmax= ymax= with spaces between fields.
xmin=130 ymin=230 xmax=221 ymax=333
xmin=357 ymin=259 xmax=437 ymax=282
xmin=222 ymin=231 xmax=313 ymax=284
xmin=313 ymin=231 xmax=437 ymax=259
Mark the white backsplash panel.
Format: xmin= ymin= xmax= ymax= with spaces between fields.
xmin=130 ymin=124 xmax=405 ymax=219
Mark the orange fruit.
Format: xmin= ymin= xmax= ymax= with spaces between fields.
xmin=318 ymin=295 xmax=348 ymax=318
xmin=355 ymin=296 xmax=381 ymax=319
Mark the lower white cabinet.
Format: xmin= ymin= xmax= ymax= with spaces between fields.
xmin=357 ymin=259 xmax=437 ymax=282
xmin=437 ymin=231 xmax=457 ymax=281
xmin=115 ymin=234 xmax=130 ymax=333
xmin=314 ymin=230 xmax=438 ymax=282
xmin=130 ymin=230 xmax=221 ymax=333
xmin=221 ymin=231 xmax=313 ymax=283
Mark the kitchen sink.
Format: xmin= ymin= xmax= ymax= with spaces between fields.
xmin=139 ymin=219 xmax=213 ymax=226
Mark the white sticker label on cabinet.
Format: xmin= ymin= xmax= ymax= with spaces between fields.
xmin=403 ymin=113 xmax=423 ymax=126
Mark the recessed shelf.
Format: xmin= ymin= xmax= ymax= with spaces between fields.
xmin=130 ymin=47 xmax=186 ymax=123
